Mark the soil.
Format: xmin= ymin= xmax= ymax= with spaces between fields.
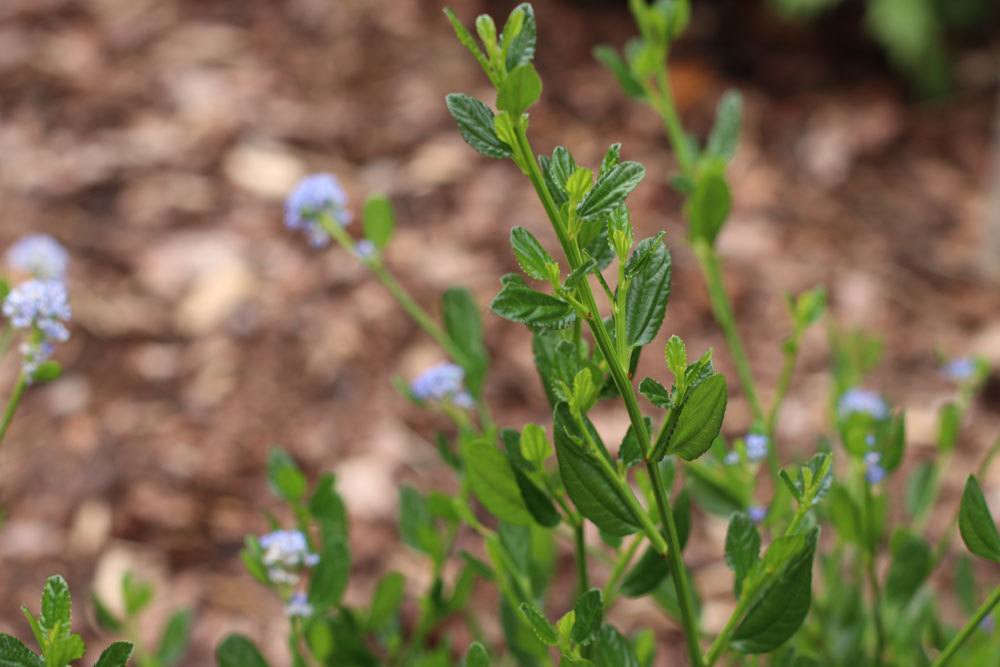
xmin=0 ymin=0 xmax=998 ymax=664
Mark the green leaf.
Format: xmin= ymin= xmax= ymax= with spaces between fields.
xmin=828 ymin=483 xmax=863 ymax=546
xmin=361 ymin=195 xmax=395 ymax=250
xmin=510 ymin=227 xmax=555 ymax=281
xmin=502 ymin=3 xmax=536 ymax=71
xmin=593 ymin=46 xmax=646 ymax=100
xmin=624 ymin=236 xmax=671 ymax=347
xmin=732 ymin=529 xmax=819 ymax=654
xmin=958 ymin=475 xmax=1000 ymax=562
xmin=686 ymin=165 xmax=731 ymax=245
xmin=553 ymin=403 xmax=640 ymax=536
xmin=155 ymin=610 xmax=192 ymax=666
xmin=445 ymin=94 xmax=512 ymax=159
xmin=94 ymin=642 xmax=134 ymax=667
xmin=881 ymin=412 xmax=906 ymax=471
xmin=570 ymin=589 xmax=604 ymax=646
xmin=30 ymin=361 xmax=61 ymax=384
xmin=540 ymin=146 xmax=576 ymax=206
xmin=520 ymin=423 xmax=552 ymax=464
xmin=309 ymin=535 xmax=350 ymax=609
xmin=503 ymin=430 xmax=559 ymax=527
xmin=954 ymin=554 xmax=977 ymax=614
xmin=638 ymin=378 xmax=670 ymax=409
xmin=885 ymin=529 xmax=932 ymax=606
xmin=577 ymin=162 xmax=645 ymax=220
xmin=664 ymin=335 xmax=687 ymax=383
xmin=591 ymin=625 xmax=641 ymax=667
xmin=442 ymin=287 xmax=488 ymax=395
xmin=399 ymin=487 xmax=443 ymax=559
xmin=0 ymin=634 xmax=42 ymax=667
xmin=462 ymin=435 xmax=533 ymax=525
xmin=444 ymin=8 xmax=493 ymax=82
xmin=518 ymin=603 xmax=558 ymax=646
xmin=215 ymin=634 xmax=269 ymax=667
xmin=706 ymin=91 xmax=743 ymax=161
xmin=937 ymin=402 xmax=960 ymax=453
xmin=89 ymin=594 xmax=123 ymax=634
xmin=532 ymin=331 xmax=586 ymax=407
xmin=464 ymin=642 xmax=490 ymax=667
xmin=309 ymin=474 xmax=348 ymax=536
xmin=368 ymin=572 xmax=406 ymax=631
xmin=620 ymin=546 xmax=667 ymax=598
xmin=266 ymin=449 xmax=306 ymax=502
xmin=618 ymin=418 xmax=648 ymax=468
xmin=905 ymin=461 xmax=937 ymax=520
xmin=40 ymin=575 xmax=72 ymax=631
xmin=497 ymin=64 xmax=542 ymax=116
xmin=491 ymin=277 xmax=576 ymax=330
xmin=725 ymin=512 xmax=761 ymax=598
xmin=661 ymin=374 xmax=727 ymax=461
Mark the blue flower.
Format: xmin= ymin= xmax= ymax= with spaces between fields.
xmin=864 ymin=451 xmax=885 ymax=485
xmin=355 ymin=240 xmax=376 ymax=260
xmin=980 ymin=613 xmax=994 ymax=633
xmin=3 ymin=280 xmax=71 ymax=377
xmin=723 ymin=451 xmax=740 ymax=466
xmin=944 ymin=358 xmax=976 ymax=382
xmin=6 ymin=234 xmax=68 ymax=280
xmin=748 ymin=505 xmax=767 ymax=523
xmin=285 ymin=592 xmax=314 ymax=618
xmin=411 ymin=362 xmax=473 ymax=407
xmin=745 ymin=433 xmax=769 ymax=462
xmin=838 ymin=388 xmax=889 ymax=420
xmin=259 ymin=529 xmax=319 ymax=572
xmin=285 ymin=174 xmax=352 ymax=247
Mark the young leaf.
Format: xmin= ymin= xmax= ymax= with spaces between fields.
xmin=725 ymin=512 xmax=761 ymax=598
xmin=41 ymin=575 xmax=72 ymax=631
xmin=215 ymin=634 xmax=270 ymax=667
xmin=497 ymin=63 xmax=542 ymax=116
xmin=155 ymin=610 xmax=193 ymax=666
xmin=638 ymin=378 xmax=671 ymax=409
xmin=520 ymin=423 xmax=553 ymax=464
xmin=399 ymin=487 xmax=443 ymax=559
xmin=664 ymin=335 xmax=687 ymax=383
xmin=362 ymin=196 xmax=395 ymax=250
xmin=461 ymin=435 xmax=533 ymax=525
xmin=553 ymin=403 xmax=640 ymax=536
xmin=937 ymin=402 xmax=960 ymax=453
xmin=705 ymin=91 xmax=743 ymax=161
xmin=905 ymin=461 xmax=937 ymax=520
xmin=442 ymin=287 xmax=488 ymax=394
xmin=593 ymin=45 xmax=646 ymax=100
xmin=624 ymin=237 xmax=672 ymax=347
xmin=502 ymin=3 xmax=536 ymax=71
xmin=885 ymin=529 xmax=932 ymax=606
xmin=444 ymin=8 xmax=493 ymax=82
xmin=958 ymin=475 xmax=1000 ymax=562
xmin=731 ymin=529 xmax=819 ymax=653
xmin=445 ymin=94 xmax=513 ymax=159
xmin=0 ymin=634 xmax=42 ymax=666
xmin=591 ymin=625 xmax=642 ymax=667
xmin=686 ymin=165 xmax=731 ymax=245
xmin=518 ymin=603 xmax=558 ymax=646
xmin=464 ymin=642 xmax=491 ymax=667
xmin=577 ymin=162 xmax=646 ymax=220
xmin=266 ymin=449 xmax=306 ymax=502
xmin=491 ymin=277 xmax=576 ymax=330
xmin=570 ymin=589 xmax=604 ymax=646
xmin=94 ymin=642 xmax=134 ymax=667
xmin=510 ymin=226 xmax=556 ymax=281
xmin=662 ymin=374 xmax=727 ymax=461
xmin=309 ymin=536 xmax=350 ymax=609
xmin=368 ymin=572 xmax=406 ymax=631
xmin=541 ymin=146 xmax=577 ymax=205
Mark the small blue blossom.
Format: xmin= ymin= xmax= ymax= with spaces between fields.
xmin=3 ymin=280 xmax=71 ymax=377
xmin=355 ymin=240 xmax=376 ymax=260
xmin=285 ymin=173 xmax=352 ymax=247
xmin=285 ymin=592 xmax=314 ymax=618
xmin=748 ymin=505 xmax=767 ymax=523
xmin=944 ymin=358 xmax=976 ymax=383
xmin=980 ymin=613 xmax=995 ymax=633
xmin=724 ymin=451 xmax=740 ymax=466
xmin=838 ymin=388 xmax=889 ymax=420
xmin=259 ymin=529 xmax=319 ymax=572
xmin=6 ymin=234 xmax=68 ymax=280
xmin=864 ymin=451 xmax=885 ymax=485
xmin=411 ymin=362 xmax=473 ymax=408
xmin=865 ymin=434 xmax=876 ymax=448
xmin=745 ymin=433 xmax=769 ymax=462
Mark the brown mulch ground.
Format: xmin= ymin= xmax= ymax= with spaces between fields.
xmin=0 ymin=0 xmax=998 ymax=664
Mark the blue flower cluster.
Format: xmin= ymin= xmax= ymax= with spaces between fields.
xmin=6 ymin=234 xmax=68 ymax=281
xmin=411 ymin=362 xmax=474 ymax=408
xmin=864 ymin=451 xmax=885 ymax=485
xmin=745 ymin=433 xmax=769 ymax=462
xmin=285 ymin=591 xmax=313 ymax=618
xmin=838 ymin=388 xmax=889 ymax=420
xmin=285 ymin=174 xmax=352 ymax=247
xmin=259 ymin=529 xmax=319 ymax=587
xmin=944 ymin=357 xmax=976 ymax=383
xmin=3 ymin=277 xmax=72 ymax=378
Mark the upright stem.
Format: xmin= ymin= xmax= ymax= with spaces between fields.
xmin=693 ymin=241 xmax=764 ymax=426
xmin=603 ymin=535 xmax=644 ymax=607
xmin=766 ymin=336 xmax=800 ymax=437
xmin=931 ymin=585 xmax=1000 ymax=667
xmin=574 ymin=523 xmax=589 ymax=596
xmin=863 ymin=482 xmax=886 ymax=666
xmin=0 ymin=373 xmax=27 ymax=448
xmin=513 ymin=124 xmax=704 ymax=667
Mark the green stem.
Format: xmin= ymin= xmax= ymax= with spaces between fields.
xmin=863 ymin=481 xmax=886 ymax=667
xmin=574 ymin=523 xmax=589 ymax=595
xmin=766 ymin=336 xmax=800 ymax=438
xmin=603 ymin=535 xmax=644 ymax=607
xmin=930 ymin=585 xmax=1000 ymax=667
xmin=512 ymin=122 xmax=703 ymax=667
xmin=0 ymin=374 xmax=28 ymax=448
xmin=653 ymin=67 xmax=696 ymax=175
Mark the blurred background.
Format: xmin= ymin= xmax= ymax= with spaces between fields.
xmin=0 ymin=0 xmax=998 ymax=663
